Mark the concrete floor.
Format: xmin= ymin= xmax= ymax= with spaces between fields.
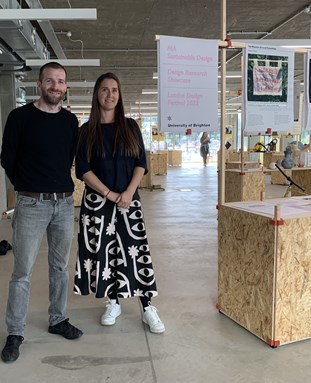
xmin=0 ymin=163 xmax=311 ymax=383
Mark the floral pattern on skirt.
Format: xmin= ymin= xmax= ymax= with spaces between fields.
xmin=74 ymin=189 xmax=158 ymax=299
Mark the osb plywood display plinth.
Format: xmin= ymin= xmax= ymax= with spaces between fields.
xmin=218 ymin=151 xmax=249 ymax=169
xmin=168 ymin=150 xmax=182 ymax=166
xmin=140 ymin=171 xmax=152 ymax=188
xmin=225 ymin=161 xmax=260 ymax=169
xmin=145 ymin=151 xmax=167 ymax=175
xmin=7 ymin=188 xmax=16 ymax=209
xmin=291 ymin=167 xmax=311 ymax=196
xmin=71 ymin=167 xmax=84 ymax=207
xmin=271 ymin=168 xmax=291 ymax=185
xmin=140 ymin=151 xmax=165 ymax=191
xmin=224 ymin=169 xmax=265 ymax=202
xmin=228 ymin=151 xmax=250 ymax=162
xmin=218 ymin=197 xmax=311 ymax=347
xmin=263 ymin=152 xmax=283 ymax=168
xmin=271 ymin=167 xmax=311 ymax=189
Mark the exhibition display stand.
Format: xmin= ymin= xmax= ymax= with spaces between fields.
xmin=223 ymin=168 xmax=265 ymax=203
xmin=218 ymin=196 xmax=311 ymax=346
xmin=270 ymin=166 xmax=311 ymax=192
xmin=140 ymin=151 xmax=166 ymax=190
xmin=262 ymin=152 xmax=284 ymax=168
xmin=225 ymin=161 xmax=260 ymax=169
xmin=168 ymin=150 xmax=182 ymax=166
xmin=291 ymin=167 xmax=311 ymax=195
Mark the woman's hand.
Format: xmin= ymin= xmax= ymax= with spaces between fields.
xmin=105 ymin=190 xmax=120 ymax=203
xmin=116 ymin=190 xmax=133 ymax=209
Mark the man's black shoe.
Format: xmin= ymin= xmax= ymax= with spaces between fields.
xmin=48 ymin=318 xmax=83 ymax=340
xmin=1 ymin=335 xmax=24 ymax=362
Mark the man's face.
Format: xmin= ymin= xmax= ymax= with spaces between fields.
xmin=37 ymin=67 xmax=67 ymax=105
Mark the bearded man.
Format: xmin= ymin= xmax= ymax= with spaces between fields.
xmin=0 ymin=62 xmax=83 ymax=363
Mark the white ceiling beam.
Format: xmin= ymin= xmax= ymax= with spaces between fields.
xmin=26 ymin=95 xmax=93 ymax=101
xmin=19 ymin=81 xmax=96 ymax=88
xmin=26 ymin=59 xmax=100 ymax=66
xmin=0 ymin=9 xmax=97 ymax=20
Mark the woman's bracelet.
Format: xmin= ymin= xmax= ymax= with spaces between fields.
xmin=104 ymin=190 xmax=111 ymax=198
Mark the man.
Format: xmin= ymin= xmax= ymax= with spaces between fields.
xmin=0 ymin=62 xmax=83 ymax=363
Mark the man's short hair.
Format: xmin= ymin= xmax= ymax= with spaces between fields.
xmin=39 ymin=62 xmax=67 ymax=82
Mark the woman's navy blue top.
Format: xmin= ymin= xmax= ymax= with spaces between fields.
xmin=75 ymin=118 xmax=147 ymax=199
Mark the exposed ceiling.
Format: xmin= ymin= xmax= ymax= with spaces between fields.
xmin=2 ymin=0 xmax=311 ymax=118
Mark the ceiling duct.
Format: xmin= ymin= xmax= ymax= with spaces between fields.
xmin=0 ymin=0 xmax=50 ymax=72
xmin=0 ymin=37 xmax=24 ymax=69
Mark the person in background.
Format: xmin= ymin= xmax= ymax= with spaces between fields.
xmin=200 ymin=132 xmax=211 ymax=166
xmin=0 ymin=62 xmax=83 ymax=363
xmin=74 ymin=72 xmax=165 ymax=334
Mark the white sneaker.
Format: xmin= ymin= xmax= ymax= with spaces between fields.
xmin=142 ymin=305 xmax=165 ymax=333
xmin=100 ymin=300 xmax=121 ymax=326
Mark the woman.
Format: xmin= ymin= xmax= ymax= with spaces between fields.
xmin=200 ymin=132 xmax=210 ymax=166
xmin=74 ymin=72 xmax=165 ymax=334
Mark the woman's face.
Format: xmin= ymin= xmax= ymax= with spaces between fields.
xmin=98 ymin=78 xmax=119 ymax=111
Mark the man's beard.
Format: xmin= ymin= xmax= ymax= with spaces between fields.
xmin=41 ymin=89 xmax=65 ymax=105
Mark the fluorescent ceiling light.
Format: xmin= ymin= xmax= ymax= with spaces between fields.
xmin=68 ymin=81 xmax=95 ymax=88
xmin=281 ymin=45 xmax=311 ymax=48
xmin=26 ymin=95 xmax=92 ymax=101
xmin=135 ymin=101 xmax=158 ymax=104
xmin=126 ymin=111 xmax=157 ymax=116
xmin=218 ymin=75 xmax=241 ymax=78
xmin=218 ymin=71 xmax=241 ymax=78
xmin=26 ymin=59 xmax=100 ymax=66
xmin=234 ymin=39 xmax=311 ymax=48
xmin=142 ymin=89 xmax=158 ymax=94
xmin=0 ymin=9 xmax=97 ymax=20
xmin=69 ymin=105 xmax=91 ymax=109
xmin=19 ymin=81 xmax=96 ymax=88
xmin=130 ymin=106 xmax=158 ymax=110
xmin=65 ymin=95 xmax=93 ymax=101
xmin=153 ymin=71 xmax=242 ymax=79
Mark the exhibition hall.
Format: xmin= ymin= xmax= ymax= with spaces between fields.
xmin=1 ymin=1 xmax=311 ymax=382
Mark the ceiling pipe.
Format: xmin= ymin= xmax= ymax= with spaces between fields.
xmin=25 ymin=0 xmax=67 ymax=59
xmin=0 ymin=0 xmax=50 ymax=64
xmin=225 ymin=4 xmax=311 ymax=66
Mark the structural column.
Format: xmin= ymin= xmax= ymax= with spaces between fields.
xmin=0 ymin=73 xmax=16 ymax=216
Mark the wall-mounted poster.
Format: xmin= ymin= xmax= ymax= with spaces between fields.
xmin=157 ymin=35 xmax=218 ymax=133
xmin=243 ymin=44 xmax=294 ymax=134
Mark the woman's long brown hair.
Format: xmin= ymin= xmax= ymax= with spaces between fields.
xmin=82 ymin=72 xmax=140 ymax=161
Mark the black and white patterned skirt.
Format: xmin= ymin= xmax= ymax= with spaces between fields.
xmin=74 ymin=189 xmax=158 ymax=299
